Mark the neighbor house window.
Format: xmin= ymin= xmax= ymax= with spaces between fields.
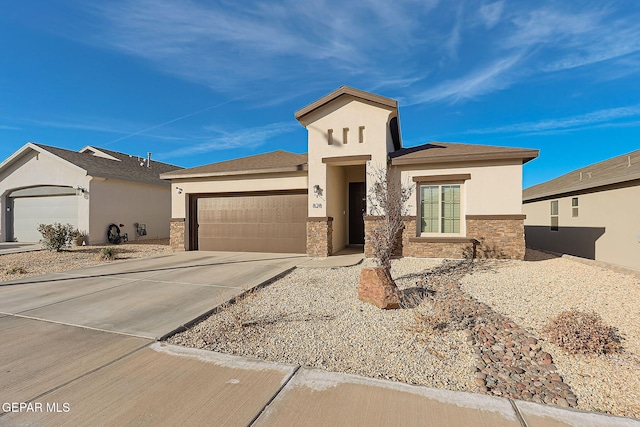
xmin=572 ymin=197 xmax=579 ymax=217
xmin=327 ymin=129 xmax=333 ymax=145
xmin=420 ymin=185 xmax=461 ymax=234
xmin=343 ymin=127 xmax=349 ymax=144
xmin=551 ymin=200 xmax=559 ymax=231
xmin=359 ymin=126 xmax=365 ymax=143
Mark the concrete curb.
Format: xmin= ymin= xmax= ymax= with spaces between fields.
xmin=157 ymin=266 xmax=298 ymax=342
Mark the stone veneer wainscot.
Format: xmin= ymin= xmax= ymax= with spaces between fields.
xmin=306 ymin=217 xmax=333 ymax=257
xmin=402 ymin=215 xmax=526 ymax=260
xmin=170 ymin=218 xmax=185 ymax=251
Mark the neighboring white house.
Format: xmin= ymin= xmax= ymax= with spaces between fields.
xmin=523 ymin=149 xmax=640 ymax=272
xmin=162 ymin=86 xmax=538 ymax=259
xmin=0 ymin=143 xmax=182 ymax=244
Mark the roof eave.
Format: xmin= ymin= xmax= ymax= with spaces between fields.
xmin=523 ymin=174 xmax=640 ymax=202
xmin=295 ymin=86 xmax=397 ymax=124
xmin=0 ymin=142 xmax=88 ymax=176
xmin=88 ymin=174 xmax=172 ymax=187
xmin=391 ymin=150 xmax=539 ymax=166
xmin=161 ymin=164 xmax=308 ymax=180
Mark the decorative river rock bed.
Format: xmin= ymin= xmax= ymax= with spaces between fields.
xmin=418 ymin=263 xmax=578 ymax=408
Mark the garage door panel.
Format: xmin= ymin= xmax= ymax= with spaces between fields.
xmin=196 ymin=193 xmax=307 ymax=253
xmin=199 ymin=222 xmax=306 ymax=240
xmin=199 ymin=237 xmax=305 ymax=254
xmin=13 ymin=195 xmax=78 ymax=242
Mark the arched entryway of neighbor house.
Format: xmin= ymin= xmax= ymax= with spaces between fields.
xmin=5 ymin=185 xmax=79 ymax=242
xmin=324 ymin=159 xmax=368 ymax=254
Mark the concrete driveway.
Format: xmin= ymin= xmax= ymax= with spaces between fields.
xmin=0 ymin=251 xmax=305 ymax=339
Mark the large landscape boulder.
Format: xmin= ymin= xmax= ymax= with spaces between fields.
xmin=358 ymin=267 xmax=401 ymax=309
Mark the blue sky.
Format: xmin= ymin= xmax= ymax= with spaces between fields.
xmin=1 ymin=0 xmax=639 ymax=188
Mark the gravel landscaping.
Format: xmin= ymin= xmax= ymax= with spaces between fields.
xmin=170 ymin=249 xmax=640 ymax=420
xmin=461 ymin=252 xmax=640 ymax=419
xmin=170 ymin=257 xmax=478 ymax=392
xmin=0 ymin=239 xmax=172 ymax=281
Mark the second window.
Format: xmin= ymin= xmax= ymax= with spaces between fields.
xmin=420 ymin=184 xmax=461 ymax=234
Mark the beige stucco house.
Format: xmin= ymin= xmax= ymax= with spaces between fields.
xmin=0 ymin=143 xmax=181 ymax=244
xmin=523 ymin=149 xmax=640 ymax=271
xmin=162 ymin=87 xmax=538 ymax=259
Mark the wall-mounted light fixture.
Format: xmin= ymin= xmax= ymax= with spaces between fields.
xmin=313 ymin=184 xmax=324 ymax=200
xmin=175 ymin=187 xmax=183 ymax=194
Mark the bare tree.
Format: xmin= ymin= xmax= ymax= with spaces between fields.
xmin=366 ymin=164 xmax=414 ymax=277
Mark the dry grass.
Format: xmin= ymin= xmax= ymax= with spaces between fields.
xmin=3 ymin=265 xmax=28 ymax=275
xmin=543 ymin=310 xmax=623 ymax=355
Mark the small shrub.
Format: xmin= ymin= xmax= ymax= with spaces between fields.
xmin=462 ymin=237 xmax=508 ymax=260
xmin=98 ymin=247 xmax=115 ymax=260
xmin=543 ymin=310 xmax=622 ymax=355
xmin=38 ymin=223 xmax=77 ymax=252
xmin=4 ymin=265 xmax=27 ymax=275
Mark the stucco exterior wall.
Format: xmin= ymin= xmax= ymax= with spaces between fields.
xmin=523 ymin=183 xmax=640 ymax=271
xmin=0 ymin=149 xmax=90 ymax=242
xmin=399 ymin=160 xmax=524 ymax=217
xmin=88 ymin=178 xmax=171 ymax=244
xmin=169 ymin=172 xmax=308 ymax=219
xmin=303 ymin=96 xmax=396 ymax=218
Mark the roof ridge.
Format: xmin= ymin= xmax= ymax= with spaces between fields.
xmin=525 ymin=149 xmax=640 ymax=193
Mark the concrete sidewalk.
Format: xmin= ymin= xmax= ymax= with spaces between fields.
xmin=1 ymin=329 xmax=636 ymax=426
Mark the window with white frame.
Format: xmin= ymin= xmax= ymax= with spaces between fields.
xmin=420 ymin=184 xmax=461 ymax=234
xmin=572 ymin=197 xmax=579 ymax=217
xmin=550 ymin=200 xmax=559 ymax=231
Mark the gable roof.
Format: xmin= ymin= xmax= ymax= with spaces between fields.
xmin=6 ymin=143 xmax=182 ymax=186
xmin=523 ymin=149 xmax=640 ymax=202
xmin=294 ymin=86 xmax=397 ymax=122
xmin=390 ymin=142 xmax=539 ymax=166
xmin=160 ymin=150 xmax=308 ymax=179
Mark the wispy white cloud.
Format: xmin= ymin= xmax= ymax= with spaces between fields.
xmin=479 ymin=1 xmax=504 ymax=29
xmin=541 ymin=25 xmax=640 ymax=72
xmin=0 ymin=124 xmax=21 ymax=130
xmin=21 ymin=118 xmax=132 ymax=134
xmin=58 ymin=0 xmax=640 ymax=109
xmin=503 ymin=6 xmax=640 ymax=72
xmin=407 ymin=54 xmax=524 ymax=104
xmin=158 ymin=122 xmax=299 ymax=158
xmin=12 ymin=116 xmax=190 ymax=143
xmin=444 ymin=5 xmax=464 ymax=61
xmin=506 ymin=8 xmax=598 ymax=49
xmin=466 ymin=104 xmax=640 ymax=135
xmin=82 ymin=0 xmax=433 ymax=98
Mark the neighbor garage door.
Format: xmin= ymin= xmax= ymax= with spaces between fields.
xmin=12 ymin=194 xmax=78 ymax=242
xmin=195 ymin=191 xmax=307 ymax=253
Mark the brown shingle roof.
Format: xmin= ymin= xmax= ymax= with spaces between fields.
xmin=390 ymin=142 xmax=538 ymax=166
xmin=523 ymin=149 xmax=640 ymax=202
xmin=34 ymin=144 xmax=182 ymax=186
xmin=160 ymin=150 xmax=308 ymax=179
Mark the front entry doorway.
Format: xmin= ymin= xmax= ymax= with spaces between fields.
xmin=348 ymin=182 xmax=366 ymax=245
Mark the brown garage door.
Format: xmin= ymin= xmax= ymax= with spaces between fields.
xmin=195 ymin=191 xmax=307 ymax=253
